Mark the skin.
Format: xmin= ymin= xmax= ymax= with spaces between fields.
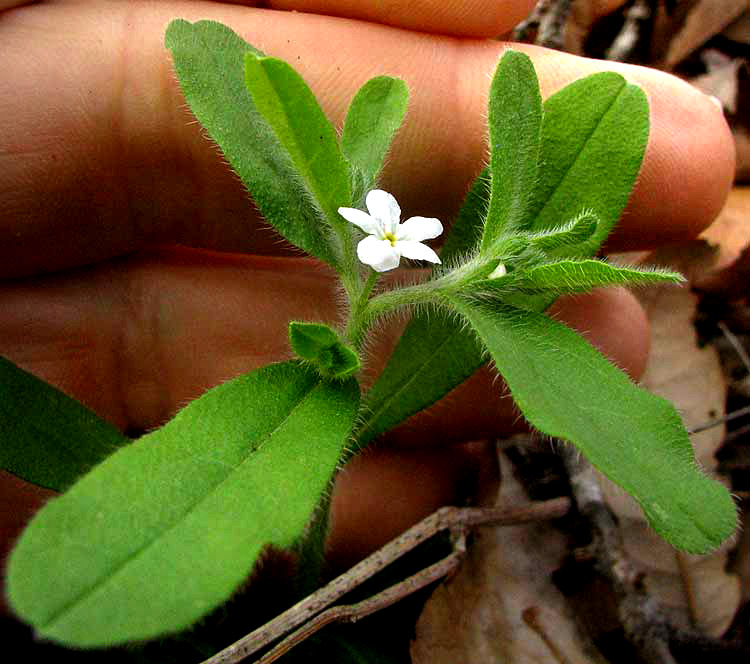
xmin=0 ymin=0 xmax=735 ymax=589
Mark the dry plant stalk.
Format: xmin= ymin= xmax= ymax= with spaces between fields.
xmin=202 ymin=498 xmax=571 ymax=664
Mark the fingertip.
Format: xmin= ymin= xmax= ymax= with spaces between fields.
xmin=610 ymin=75 xmax=736 ymax=249
xmin=267 ymin=0 xmax=538 ymax=38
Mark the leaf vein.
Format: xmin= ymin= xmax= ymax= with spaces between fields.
xmin=40 ymin=379 xmax=322 ymax=629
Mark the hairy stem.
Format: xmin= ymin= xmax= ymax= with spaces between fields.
xmin=344 ymin=269 xmax=379 ymax=349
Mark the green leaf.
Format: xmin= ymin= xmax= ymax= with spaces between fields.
xmin=289 ymin=321 xmax=339 ymax=358
xmin=480 ymin=51 xmax=542 ymax=252
xmin=450 ymin=297 xmax=737 ymax=553
xmin=517 ymin=260 xmax=684 ymax=294
xmin=529 ymin=72 xmax=649 ymax=254
xmin=289 ymin=321 xmax=361 ymax=379
xmin=244 ymin=53 xmax=352 ymax=231
xmin=527 ymin=211 xmax=598 ymax=254
xmin=357 ymin=308 xmax=484 ymax=447
xmin=476 ymin=259 xmax=684 ymax=297
xmin=165 ymin=19 xmax=338 ymax=267
xmin=440 ymin=167 xmax=490 ymax=265
xmin=326 ymin=345 xmax=360 ymax=379
xmin=0 ymin=355 xmax=128 ymax=491
xmin=7 ymin=362 xmax=358 ymax=647
xmin=341 ymin=76 xmax=409 ymax=205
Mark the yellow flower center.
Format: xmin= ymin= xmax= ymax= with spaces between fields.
xmin=384 ymin=232 xmax=397 ymax=247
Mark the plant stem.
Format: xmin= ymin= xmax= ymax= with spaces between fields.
xmin=358 ymin=280 xmax=445 ymax=334
xmin=342 ymin=256 xmax=493 ymax=350
xmin=344 ymin=269 xmax=379 ymax=349
xmin=345 ymin=267 xmax=475 ymax=349
xmin=339 ymin=234 xmax=361 ymax=298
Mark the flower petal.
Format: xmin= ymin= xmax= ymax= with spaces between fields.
xmin=357 ymin=235 xmax=401 ymax=272
xmin=396 ymin=216 xmax=443 ymax=242
xmin=397 ymin=240 xmax=441 ymax=264
xmin=338 ymin=207 xmax=381 ymax=236
xmin=366 ymin=190 xmax=401 ymax=236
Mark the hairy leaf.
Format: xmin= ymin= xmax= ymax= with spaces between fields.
xmin=361 ymin=67 xmax=650 ymax=447
xmin=519 ymin=260 xmax=683 ymax=293
xmin=440 ymin=168 xmax=490 ymax=265
xmin=357 ymin=309 xmax=484 ymax=447
xmin=165 ymin=19 xmax=338 ymax=266
xmin=529 ymin=72 xmax=649 ymax=254
xmin=481 ymin=51 xmax=542 ymax=251
xmin=451 ymin=297 xmax=737 ymax=553
xmin=245 ymin=54 xmax=351 ymax=232
xmin=289 ymin=321 xmax=360 ymax=379
xmin=7 ymin=362 xmax=358 ymax=646
xmin=342 ymin=76 xmax=409 ymax=205
xmin=0 ymin=355 xmax=128 ymax=492
xmin=477 ymin=260 xmax=684 ymax=297
xmin=527 ymin=211 xmax=598 ymax=254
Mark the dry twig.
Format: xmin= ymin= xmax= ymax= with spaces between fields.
xmin=201 ymin=497 xmax=571 ymax=664
xmin=513 ymin=0 xmax=573 ymax=50
xmin=560 ymin=443 xmax=680 ymax=664
xmin=254 ymin=535 xmax=468 ymax=664
xmin=559 ymin=444 xmax=750 ymax=663
xmin=605 ymin=0 xmax=652 ymax=62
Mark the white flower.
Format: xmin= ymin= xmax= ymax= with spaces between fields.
xmin=338 ymin=190 xmax=443 ymax=272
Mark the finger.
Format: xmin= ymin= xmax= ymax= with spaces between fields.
xmin=0 ymin=249 xmax=339 ymax=433
xmin=0 ymin=247 xmax=649 ymax=440
xmin=0 ymin=0 xmax=36 ymax=10
xmin=259 ymin=0 xmax=537 ymax=38
xmin=325 ymin=440 xmax=496 ymax=568
xmin=0 ymin=3 xmax=732 ymax=278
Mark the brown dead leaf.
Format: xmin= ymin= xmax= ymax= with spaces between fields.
xmin=689 ymin=50 xmax=742 ymax=114
xmin=697 ymin=187 xmax=750 ymax=294
xmin=724 ymin=10 xmax=750 ymax=44
xmin=691 ymin=56 xmax=750 ymax=183
xmin=664 ymin=0 xmax=747 ymax=69
xmin=638 ymin=282 xmax=725 ymax=470
xmin=596 ymin=254 xmax=741 ymax=636
xmin=612 ymin=517 xmax=741 ymax=635
xmin=566 ymin=0 xmax=630 ymax=55
xmin=412 ymin=452 xmax=601 ymax=664
xmin=701 ymin=188 xmax=750 ymax=270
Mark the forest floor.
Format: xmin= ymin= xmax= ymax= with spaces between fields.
xmin=411 ymin=3 xmax=750 ymax=662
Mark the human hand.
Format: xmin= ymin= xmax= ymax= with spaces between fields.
xmin=0 ymin=0 xmax=734 ymax=580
